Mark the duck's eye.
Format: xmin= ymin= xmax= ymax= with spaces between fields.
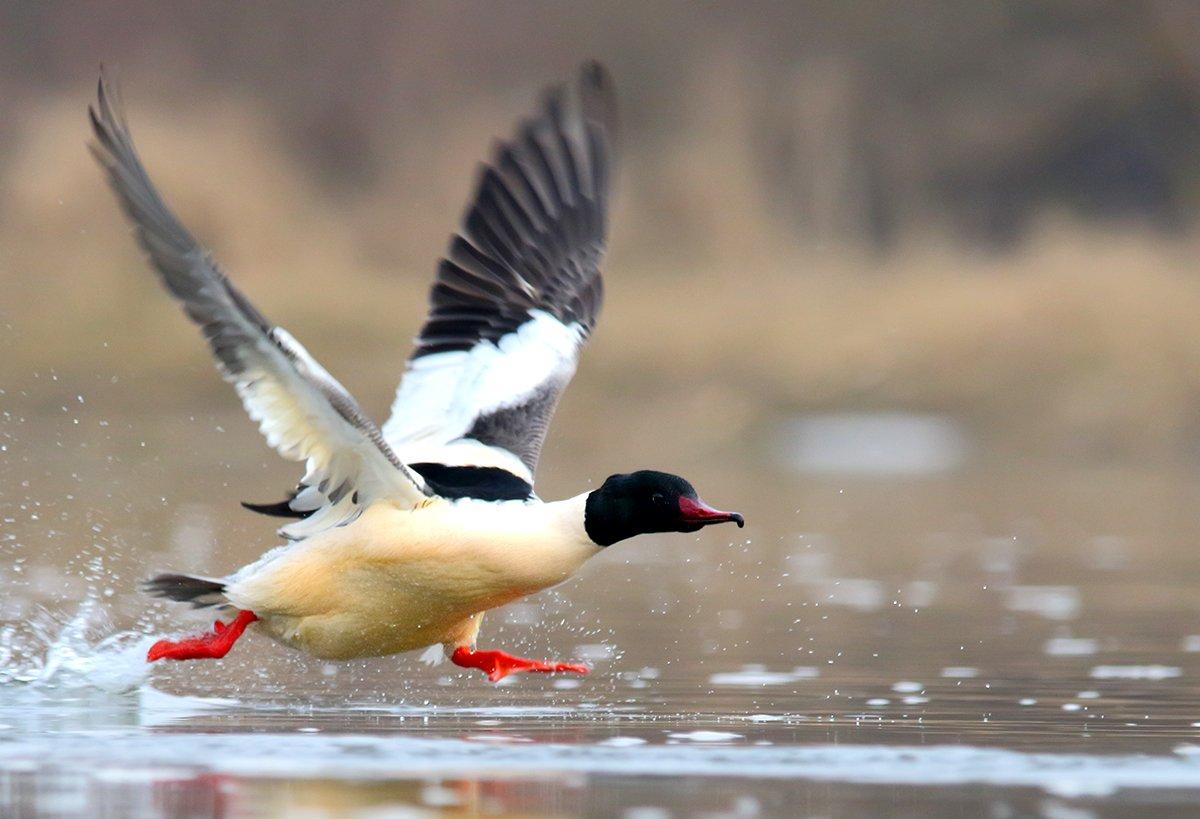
xmin=650 ymin=492 xmax=666 ymax=506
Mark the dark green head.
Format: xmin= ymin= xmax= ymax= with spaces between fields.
xmin=584 ymin=470 xmax=744 ymax=547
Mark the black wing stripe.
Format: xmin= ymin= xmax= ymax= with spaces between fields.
xmin=241 ymin=499 xmax=312 ymax=519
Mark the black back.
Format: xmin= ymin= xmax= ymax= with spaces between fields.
xmin=409 ymin=463 xmax=534 ymax=501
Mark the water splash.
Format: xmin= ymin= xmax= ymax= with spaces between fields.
xmin=0 ymin=596 xmax=154 ymax=693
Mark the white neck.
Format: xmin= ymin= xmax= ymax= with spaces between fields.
xmin=472 ymin=492 xmax=598 ymax=596
xmin=542 ymin=492 xmax=594 ymax=547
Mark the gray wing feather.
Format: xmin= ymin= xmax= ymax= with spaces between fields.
xmin=89 ymin=71 xmax=428 ymax=535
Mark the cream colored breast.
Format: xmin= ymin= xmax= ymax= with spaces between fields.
xmin=357 ymin=495 xmax=599 ymax=602
xmin=226 ymin=494 xmax=599 ymax=656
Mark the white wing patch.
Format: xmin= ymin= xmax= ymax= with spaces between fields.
xmin=383 ymin=65 xmax=614 ymax=483
xmin=383 ymin=310 xmax=585 ymax=482
xmin=231 ymin=327 xmax=431 ymax=540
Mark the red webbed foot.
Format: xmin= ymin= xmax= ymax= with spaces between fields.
xmin=451 ymin=646 xmax=589 ymax=683
xmin=147 ymin=610 xmax=258 ymax=662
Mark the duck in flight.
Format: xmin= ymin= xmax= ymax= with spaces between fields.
xmin=89 ymin=62 xmax=743 ymax=682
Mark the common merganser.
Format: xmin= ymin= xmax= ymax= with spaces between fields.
xmin=89 ymin=62 xmax=743 ymax=682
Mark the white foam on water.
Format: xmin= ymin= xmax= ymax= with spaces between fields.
xmin=4 ymin=734 xmax=1200 ymax=796
xmin=137 ymin=686 xmax=238 ymax=715
xmin=0 ymin=597 xmax=155 ymax=693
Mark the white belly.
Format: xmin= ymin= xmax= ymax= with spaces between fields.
xmin=224 ymin=497 xmax=597 ymax=660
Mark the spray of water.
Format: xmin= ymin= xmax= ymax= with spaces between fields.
xmin=0 ymin=595 xmax=155 ymax=693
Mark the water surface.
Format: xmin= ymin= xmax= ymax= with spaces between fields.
xmin=5 ymin=389 xmax=1200 ymax=816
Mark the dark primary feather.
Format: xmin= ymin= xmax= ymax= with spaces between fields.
xmin=241 ymin=498 xmax=312 ymax=519
xmin=89 ymin=75 xmax=392 ymax=448
xmin=412 ymin=61 xmax=616 ymax=360
xmin=245 ymin=463 xmax=535 ymax=509
xmin=88 ymin=78 xmax=266 ymax=376
xmin=391 ymin=62 xmax=618 ymax=474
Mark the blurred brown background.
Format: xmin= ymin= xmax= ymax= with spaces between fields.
xmin=5 ymin=1 xmax=1200 ymax=470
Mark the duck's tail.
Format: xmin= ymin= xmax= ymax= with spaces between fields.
xmin=141 ymin=573 xmax=229 ymax=609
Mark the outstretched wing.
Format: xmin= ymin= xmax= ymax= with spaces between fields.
xmin=90 ymin=71 xmax=429 ymax=539
xmin=382 ymin=62 xmax=617 ymax=484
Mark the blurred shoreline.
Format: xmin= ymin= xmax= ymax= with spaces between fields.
xmin=3 ymin=2 xmax=1200 ymax=466
xmin=6 ymin=169 xmax=1200 ymax=464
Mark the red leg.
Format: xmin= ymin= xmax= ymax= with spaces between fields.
xmin=147 ymin=610 xmax=258 ymax=662
xmin=451 ymin=646 xmax=588 ymax=683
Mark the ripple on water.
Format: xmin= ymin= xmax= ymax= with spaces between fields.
xmin=708 ymin=665 xmax=819 ymax=687
xmin=666 ymin=731 xmax=744 ymax=742
xmin=1090 ymin=665 xmax=1182 ymax=681
xmin=1043 ymin=637 xmax=1099 ymax=656
xmin=2 ymin=733 xmax=1200 ymax=798
xmin=940 ymin=667 xmax=979 ymax=679
xmin=1005 ymin=586 xmax=1082 ymax=621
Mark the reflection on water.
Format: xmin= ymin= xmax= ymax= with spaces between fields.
xmin=6 ymin=392 xmax=1200 ymax=814
xmin=8 ymin=694 xmax=1200 ymax=815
